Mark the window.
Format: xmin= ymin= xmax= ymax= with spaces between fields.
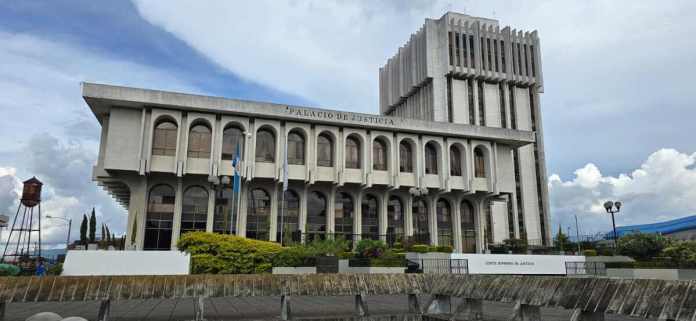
xmin=387 ymin=197 xmax=404 ymax=242
xmin=317 ymin=133 xmax=333 ymax=167
xmin=144 ymin=184 xmax=175 ymax=250
xmin=255 ymin=129 xmax=275 ymax=162
xmin=306 ymin=191 xmax=327 ymax=237
xmin=277 ymin=190 xmax=300 ymax=244
xmin=454 ymin=32 xmax=461 ymax=66
xmin=399 ymin=141 xmax=413 ymax=172
xmin=501 ymin=41 xmax=506 ymax=73
xmin=345 ymin=135 xmax=361 ymax=169
xmin=469 ymin=35 xmax=475 ymax=68
xmin=437 ymin=199 xmax=453 ymax=247
xmin=187 ymin=124 xmax=212 ymax=158
xmin=361 ymin=195 xmax=379 ymax=240
xmin=287 ymin=131 xmax=305 ymax=165
xmin=246 ymin=188 xmax=271 ymax=240
xmin=222 ymin=126 xmax=244 ymax=160
xmin=181 ymin=186 xmax=208 ymax=234
xmin=478 ymin=80 xmax=486 ymax=126
xmin=499 ymin=83 xmax=507 ymax=129
xmin=412 ymin=198 xmax=429 ymax=244
xmin=335 ymin=192 xmax=354 ymax=241
xmin=475 ymin=147 xmax=486 ymax=178
xmin=461 ymin=200 xmax=476 ymax=253
xmin=425 ymin=142 xmax=438 ymax=175
xmin=213 ymin=185 xmax=237 ymax=234
xmin=373 ymin=138 xmax=388 ymax=171
xmin=493 ymin=39 xmax=499 ymax=72
xmin=152 ymin=121 xmax=177 ymax=156
xmin=450 ymin=146 xmax=462 ymax=176
xmin=467 ymin=80 xmax=475 ymax=125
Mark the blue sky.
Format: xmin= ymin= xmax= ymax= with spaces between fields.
xmin=1 ymin=0 xmax=696 ymax=245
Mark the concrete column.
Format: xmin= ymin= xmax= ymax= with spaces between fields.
xmin=570 ymin=309 xmax=604 ymax=321
xmin=354 ymin=191 xmax=363 ymax=241
xmin=380 ymin=190 xmax=389 ymax=241
xmin=269 ymin=183 xmax=279 ymax=242
xmin=171 ymin=178 xmax=184 ymax=250
xmin=327 ymin=185 xmax=336 ymax=235
xmin=355 ymin=294 xmax=369 ymax=317
xmin=426 ymin=294 xmax=452 ymax=315
xmin=472 ymin=80 xmax=480 ymax=127
xmin=428 ymin=195 xmax=438 ymax=246
xmin=408 ymin=294 xmax=421 ymax=314
xmin=237 ymin=184 xmax=248 ymax=237
xmin=281 ymin=295 xmax=291 ymax=321
xmin=299 ymin=185 xmax=309 ymax=240
xmin=473 ymin=198 xmax=484 ymax=253
xmin=452 ymin=298 xmax=483 ymax=321
xmin=510 ymin=302 xmax=541 ymax=321
xmin=405 ymin=194 xmax=414 ymax=237
xmin=453 ymin=197 xmax=463 ymax=253
xmin=206 ymin=185 xmax=215 ymax=233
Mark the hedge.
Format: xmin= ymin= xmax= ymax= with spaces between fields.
xmin=177 ymin=232 xmax=282 ymax=274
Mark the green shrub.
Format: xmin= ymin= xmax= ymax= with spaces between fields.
xmin=305 ymin=238 xmax=350 ymax=256
xmin=177 ymin=232 xmax=282 ymax=274
xmin=410 ymin=244 xmax=430 ymax=253
xmin=392 ymin=242 xmax=403 ymax=250
xmin=617 ymin=233 xmax=671 ymax=260
xmin=582 ymin=249 xmax=598 ymax=257
xmin=272 ymin=246 xmax=313 ymax=267
xmin=355 ymin=239 xmax=387 ymax=258
xmin=662 ymin=240 xmax=696 ymax=267
xmin=489 ymin=243 xmax=509 ymax=254
xmin=337 ymin=251 xmax=355 ymax=259
xmin=434 ymin=245 xmax=453 ymax=253
xmin=504 ymin=238 xmax=529 ymax=254
xmin=0 ymin=264 xmax=20 ymax=276
xmin=47 ymin=263 xmax=63 ymax=276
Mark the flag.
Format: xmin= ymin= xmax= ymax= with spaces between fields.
xmin=282 ymin=135 xmax=288 ymax=191
xmin=232 ymin=143 xmax=241 ymax=193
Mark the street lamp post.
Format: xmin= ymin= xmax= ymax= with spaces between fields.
xmin=603 ymin=201 xmax=622 ymax=250
xmin=46 ymin=215 xmax=72 ymax=251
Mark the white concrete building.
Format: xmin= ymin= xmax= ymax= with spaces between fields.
xmin=84 ymin=12 xmax=551 ymax=253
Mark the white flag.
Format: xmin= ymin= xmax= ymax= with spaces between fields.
xmin=282 ymin=134 xmax=288 ymax=191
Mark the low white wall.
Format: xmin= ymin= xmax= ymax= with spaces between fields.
xmin=272 ymin=267 xmax=317 ymax=274
xmin=605 ymin=268 xmax=696 ymax=280
xmin=406 ymin=253 xmax=585 ymax=275
xmin=338 ymin=260 xmax=405 ymax=274
xmin=63 ymin=251 xmax=190 ymax=276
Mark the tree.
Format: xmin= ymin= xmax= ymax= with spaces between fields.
xmin=101 ymin=224 xmax=106 ymax=244
xmin=89 ymin=208 xmax=96 ymax=243
xmin=79 ymin=214 xmax=88 ymax=245
xmin=554 ymin=225 xmax=571 ymax=252
xmin=617 ymin=232 xmax=670 ymax=260
xmin=105 ymin=225 xmax=111 ymax=244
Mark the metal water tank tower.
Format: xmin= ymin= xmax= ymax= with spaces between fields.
xmin=1 ymin=177 xmax=44 ymax=265
xmin=21 ymin=177 xmax=43 ymax=207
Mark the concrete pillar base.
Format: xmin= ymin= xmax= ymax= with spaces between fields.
xmin=451 ymin=298 xmax=483 ymax=321
xmin=427 ymin=294 xmax=452 ymax=315
xmin=570 ymin=309 xmax=604 ymax=321
xmin=355 ymin=294 xmax=369 ymax=316
xmin=281 ymin=295 xmax=291 ymax=320
xmin=408 ymin=294 xmax=422 ymax=314
xmin=510 ymin=302 xmax=541 ymax=321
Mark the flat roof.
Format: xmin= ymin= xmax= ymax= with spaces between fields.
xmin=82 ymin=82 xmax=535 ymax=147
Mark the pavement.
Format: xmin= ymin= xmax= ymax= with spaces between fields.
xmin=6 ymin=295 xmax=652 ymax=321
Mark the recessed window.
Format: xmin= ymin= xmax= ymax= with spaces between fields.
xmin=373 ymin=138 xmax=388 ymax=171
xmin=144 ymin=184 xmax=175 ymax=250
xmin=152 ymin=121 xmax=177 ymax=156
xmin=399 ymin=141 xmax=413 ymax=173
xmin=361 ymin=195 xmax=379 ymax=240
xmin=475 ymin=147 xmax=486 ymax=178
xmin=345 ymin=135 xmax=361 ymax=169
xmin=425 ymin=142 xmax=439 ymax=174
xmin=437 ymin=199 xmax=453 ymax=247
xmin=450 ymin=146 xmax=462 ymax=176
xmin=255 ymin=129 xmax=276 ymax=162
xmin=246 ymin=188 xmax=271 ymax=240
xmin=412 ymin=198 xmax=429 ymax=244
xmin=317 ymin=133 xmax=334 ymax=167
xmin=222 ymin=126 xmax=244 ymax=161
xmin=277 ymin=190 xmax=300 ymax=243
xmin=187 ymin=124 xmax=212 ymax=158
xmin=181 ymin=186 xmax=208 ymax=234
xmin=335 ymin=192 xmax=354 ymax=241
xmin=287 ymin=131 xmax=305 ymax=165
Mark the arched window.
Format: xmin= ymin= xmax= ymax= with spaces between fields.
xmin=246 ymin=188 xmax=271 ymax=240
xmin=181 ymin=186 xmax=208 ymax=234
xmin=373 ymin=138 xmax=388 ymax=171
xmin=306 ymin=191 xmax=327 ymax=241
xmin=152 ymin=120 xmax=177 ymax=156
xmin=222 ymin=125 xmax=244 ymax=160
xmin=361 ymin=195 xmax=379 ymax=240
xmin=387 ymin=196 xmax=404 ymax=245
xmin=345 ymin=135 xmax=361 ymax=169
xmin=425 ymin=142 xmax=439 ymax=174
xmin=461 ymin=200 xmax=476 ymax=253
xmin=287 ymin=131 xmax=305 ymax=165
xmin=399 ymin=141 xmax=413 ymax=173
xmin=317 ymin=133 xmax=334 ymax=167
xmin=335 ymin=192 xmax=354 ymax=241
xmin=213 ymin=185 xmax=237 ymax=234
xmin=436 ymin=199 xmax=453 ymax=247
xmin=412 ymin=198 xmax=430 ymax=244
xmin=188 ymin=124 xmax=212 ymax=158
xmin=255 ymin=128 xmax=276 ymax=162
xmin=144 ymin=184 xmax=175 ymax=250
xmin=450 ymin=145 xmax=462 ymax=176
xmin=474 ymin=147 xmax=486 ymax=178
xmin=277 ymin=190 xmax=300 ymax=244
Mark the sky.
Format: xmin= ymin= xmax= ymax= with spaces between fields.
xmin=0 ymin=0 xmax=695 ymax=247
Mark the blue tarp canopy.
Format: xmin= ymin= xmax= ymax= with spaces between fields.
xmin=607 ymin=215 xmax=696 ymax=238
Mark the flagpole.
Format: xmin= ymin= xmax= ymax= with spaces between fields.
xmin=280 ymin=186 xmax=285 ymax=246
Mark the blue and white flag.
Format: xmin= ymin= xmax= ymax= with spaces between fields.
xmin=232 ymin=143 xmax=241 ymax=193
xmin=282 ymin=136 xmax=288 ymax=191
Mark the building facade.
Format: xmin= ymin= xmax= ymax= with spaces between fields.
xmin=85 ymin=12 xmax=551 ymax=252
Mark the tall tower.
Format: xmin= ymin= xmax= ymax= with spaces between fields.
xmin=379 ymin=12 xmax=551 ymax=245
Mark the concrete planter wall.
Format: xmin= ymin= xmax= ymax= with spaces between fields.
xmin=606 ymin=268 xmax=696 ymax=280
xmin=338 ymin=260 xmax=405 ymax=274
xmin=272 ymin=267 xmax=317 ymax=275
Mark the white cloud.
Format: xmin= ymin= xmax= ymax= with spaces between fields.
xmin=549 ymin=149 xmax=696 ymax=236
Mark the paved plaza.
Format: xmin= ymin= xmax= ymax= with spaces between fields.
xmin=7 ymin=295 xmax=651 ymax=321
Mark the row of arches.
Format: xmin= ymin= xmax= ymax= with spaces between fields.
xmin=143 ymin=184 xmax=478 ymax=252
xmin=151 ymin=118 xmax=489 ymax=178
